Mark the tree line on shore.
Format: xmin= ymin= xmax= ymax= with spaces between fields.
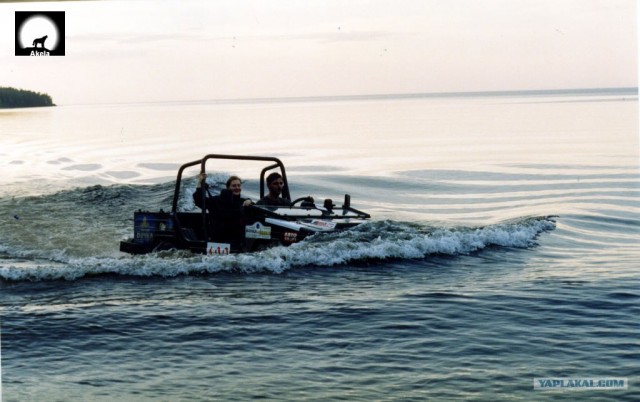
xmin=0 ymin=86 xmax=55 ymax=108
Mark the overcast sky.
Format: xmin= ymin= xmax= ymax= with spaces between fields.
xmin=1 ymin=0 xmax=637 ymax=105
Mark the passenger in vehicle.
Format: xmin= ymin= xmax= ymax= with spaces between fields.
xmin=194 ymin=174 xmax=253 ymax=208
xmin=193 ymin=173 xmax=253 ymax=242
xmin=222 ymin=175 xmax=254 ymax=207
xmin=257 ymin=172 xmax=290 ymax=206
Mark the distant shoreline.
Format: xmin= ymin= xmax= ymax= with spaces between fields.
xmin=71 ymin=87 xmax=638 ymax=108
xmin=0 ymin=87 xmax=56 ymax=109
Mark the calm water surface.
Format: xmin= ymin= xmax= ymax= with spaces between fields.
xmin=1 ymin=90 xmax=639 ymax=400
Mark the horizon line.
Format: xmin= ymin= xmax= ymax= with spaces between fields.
xmin=64 ymin=86 xmax=638 ymax=107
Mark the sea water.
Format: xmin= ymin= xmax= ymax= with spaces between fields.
xmin=1 ymin=89 xmax=638 ymax=400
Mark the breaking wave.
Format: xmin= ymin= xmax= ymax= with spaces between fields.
xmin=0 ymin=217 xmax=556 ymax=282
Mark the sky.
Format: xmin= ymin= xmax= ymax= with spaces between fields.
xmin=0 ymin=0 xmax=637 ymax=105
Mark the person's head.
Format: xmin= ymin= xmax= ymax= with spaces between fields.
xmin=226 ymin=175 xmax=242 ymax=196
xmin=266 ymin=172 xmax=284 ymax=197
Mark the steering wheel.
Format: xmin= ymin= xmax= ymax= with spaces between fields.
xmin=289 ymin=196 xmax=315 ymax=207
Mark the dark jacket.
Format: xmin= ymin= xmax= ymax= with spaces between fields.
xmin=193 ymin=186 xmax=248 ymax=242
xmin=256 ymin=195 xmax=290 ymax=207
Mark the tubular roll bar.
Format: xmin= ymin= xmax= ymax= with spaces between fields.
xmin=171 ymin=154 xmax=291 ymax=242
xmin=172 ymin=158 xmax=202 ymax=213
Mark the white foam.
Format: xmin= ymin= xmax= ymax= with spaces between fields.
xmin=0 ymin=217 xmax=556 ymax=281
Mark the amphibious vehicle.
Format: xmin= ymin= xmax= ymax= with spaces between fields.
xmin=120 ymin=154 xmax=370 ymax=255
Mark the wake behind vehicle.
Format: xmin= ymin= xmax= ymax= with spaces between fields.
xmin=120 ymin=154 xmax=370 ymax=255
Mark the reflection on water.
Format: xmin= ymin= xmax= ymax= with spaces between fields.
xmin=2 ymin=91 xmax=637 ymax=194
xmin=2 ymin=91 xmax=639 ymax=401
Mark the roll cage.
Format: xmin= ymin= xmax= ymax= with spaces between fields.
xmin=170 ymin=154 xmax=291 ymax=242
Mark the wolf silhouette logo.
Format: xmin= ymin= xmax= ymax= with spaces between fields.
xmin=32 ymin=35 xmax=48 ymax=48
xmin=15 ymin=11 xmax=65 ymax=56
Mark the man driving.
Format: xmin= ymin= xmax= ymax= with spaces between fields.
xmin=257 ymin=172 xmax=290 ymax=206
